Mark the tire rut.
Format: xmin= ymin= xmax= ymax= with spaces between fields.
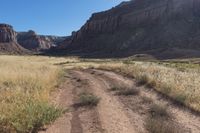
xmin=41 ymin=69 xmax=200 ymax=133
xmin=70 ymin=79 xmax=83 ymax=133
xmin=72 ymin=70 xmax=136 ymax=133
xmin=69 ymin=71 xmax=103 ymax=133
xmin=90 ymin=69 xmax=200 ymax=133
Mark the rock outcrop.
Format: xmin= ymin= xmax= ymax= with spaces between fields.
xmin=0 ymin=23 xmax=66 ymax=53
xmin=59 ymin=0 xmax=200 ymax=59
xmin=17 ymin=30 xmax=65 ymax=51
xmin=0 ymin=24 xmax=17 ymax=43
xmin=0 ymin=24 xmax=27 ymax=54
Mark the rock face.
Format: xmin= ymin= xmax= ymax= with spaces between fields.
xmin=0 ymin=24 xmax=17 ymax=43
xmin=0 ymin=24 xmax=26 ymax=54
xmin=0 ymin=23 xmax=66 ymax=53
xmin=17 ymin=31 xmax=65 ymax=51
xmin=60 ymin=0 xmax=200 ymax=59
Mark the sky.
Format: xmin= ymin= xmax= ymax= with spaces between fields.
xmin=0 ymin=0 xmax=127 ymax=36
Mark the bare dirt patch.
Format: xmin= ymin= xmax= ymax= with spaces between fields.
xmin=90 ymin=69 xmax=200 ymax=133
xmin=41 ymin=69 xmax=200 ymax=133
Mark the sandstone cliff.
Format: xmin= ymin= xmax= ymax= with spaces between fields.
xmin=59 ymin=0 xmax=200 ymax=59
xmin=17 ymin=30 xmax=65 ymax=51
xmin=0 ymin=23 xmax=66 ymax=53
xmin=0 ymin=24 xmax=27 ymax=54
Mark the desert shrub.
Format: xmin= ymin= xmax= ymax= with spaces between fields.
xmin=110 ymin=87 xmax=122 ymax=91
xmin=141 ymin=96 xmax=153 ymax=104
xmin=161 ymin=85 xmax=172 ymax=95
xmin=145 ymin=117 xmax=181 ymax=133
xmin=117 ymin=88 xmax=140 ymax=96
xmin=146 ymin=103 xmax=181 ymax=133
xmin=146 ymin=80 xmax=157 ymax=88
xmin=174 ymin=93 xmax=187 ymax=104
xmin=149 ymin=104 xmax=170 ymax=118
xmin=76 ymin=93 xmax=100 ymax=107
xmin=136 ymin=74 xmax=149 ymax=86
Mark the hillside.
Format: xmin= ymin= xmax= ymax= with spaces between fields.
xmin=57 ymin=0 xmax=200 ymax=59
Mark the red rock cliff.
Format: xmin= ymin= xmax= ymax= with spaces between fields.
xmin=59 ymin=0 xmax=200 ymax=58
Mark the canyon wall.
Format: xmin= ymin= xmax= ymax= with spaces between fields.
xmin=60 ymin=0 xmax=200 ymax=58
xmin=71 ymin=0 xmax=200 ymax=41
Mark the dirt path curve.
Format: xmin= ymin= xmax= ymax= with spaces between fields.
xmin=91 ymin=69 xmax=200 ymax=133
xmin=40 ymin=69 xmax=200 ymax=133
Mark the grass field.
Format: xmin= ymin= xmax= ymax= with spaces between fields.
xmin=0 ymin=55 xmax=68 ymax=133
xmin=97 ymin=60 xmax=200 ymax=112
xmin=52 ymin=57 xmax=200 ymax=112
xmin=53 ymin=57 xmax=200 ymax=112
xmin=0 ymin=55 xmax=200 ymax=132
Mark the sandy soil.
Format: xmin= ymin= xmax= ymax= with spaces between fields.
xmin=40 ymin=69 xmax=200 ymax=133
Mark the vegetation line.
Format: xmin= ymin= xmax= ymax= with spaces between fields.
xmin=97 ymin=61 xmax=200 ymax=113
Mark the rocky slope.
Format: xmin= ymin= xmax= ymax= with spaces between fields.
xmin=0 ymin=24 xmax=27 ymax=54
xmin=17 ymin=30 xmax=65 ymax=51
xmin=59 ymin=0 xmax=200 ymax=59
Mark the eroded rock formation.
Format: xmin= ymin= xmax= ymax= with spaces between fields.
xmin=0 ymin=24 xmax=26 ymax=54
xmin=17 ymin=30 xmax=65 ymax=51
xmin=0 ymin=23 xmax=66 ymax=53
xmin=59 ymin=0 xmax=200 ymax=59
xmin=0 ymin=24 xmax=17 ymax=43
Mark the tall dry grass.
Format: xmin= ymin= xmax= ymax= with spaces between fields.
xmin=0 ymin=55 xmax=65 ymax=133
xmin=98 ymin=61 xmax=200 ymax=112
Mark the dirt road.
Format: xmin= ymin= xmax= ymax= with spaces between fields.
xmin=41 ymin=69 xmax=200 ymax=133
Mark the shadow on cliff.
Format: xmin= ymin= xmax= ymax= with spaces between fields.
xmin=42 ymin=47 xmax=200 ymax=60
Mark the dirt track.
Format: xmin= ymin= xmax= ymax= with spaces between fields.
xmin=41 ymin=69 xmax=200 ymax=133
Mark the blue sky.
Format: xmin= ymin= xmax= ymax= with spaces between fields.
xmin=0 ymin=0 xmax=127 ymax=36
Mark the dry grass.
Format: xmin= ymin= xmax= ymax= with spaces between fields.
xmin=3 ymin=55 xmax=192 ymax=132
xmin=97 ymin=61 xmax=200 ymax=112
xmin=52 ymin=58 xmax=200 ymax=112
xmin=54 ymin=58 xmax=200 ymax=112
xmin=149 ymin=103 xmax=170 ymax=118
xmin=0 ymin=56 xmax=193 ymax=132
xmin=145 ymin=117 xmax=181 ymax=133
xmin=75 ymin=93 xmax=100 ymax=107
xmin=116 ymin=88 xmax=140 ymax=96
xmin=0 ymin=55 xmax=66 ymax=133
xmin=146 ymin=103 xmax=181 ymax=133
